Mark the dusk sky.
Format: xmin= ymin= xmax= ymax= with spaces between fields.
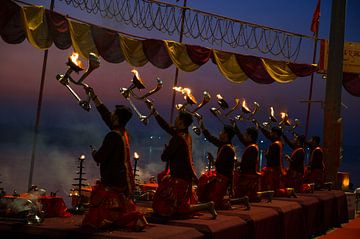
xmin=0 ymin=0 xmax=359 ymax=202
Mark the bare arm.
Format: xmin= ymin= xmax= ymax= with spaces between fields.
xmin=202 ymin=128 xmax=223 ymax=148
xmin=155 ymin=113 xmax=177 ymax=136
xmin=199 ymin=119 xmax=222 ymax=147
xmin=84 ymin=85 xmax=112 ymax=129
xmin=146 ymin=100 xmax=176 ymax=136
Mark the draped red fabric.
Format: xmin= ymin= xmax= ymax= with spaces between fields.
xmin=91 ymin=25 xmax=125 ymax=63
xmin=343 ymin=73 xmax=360 ymax=97
xmin=310 ymin=0 xmax=321 ymax=34
xmin=142 ymin=39 xmax=172 ymax=69
xmin=236 ymin=54 xmax=275 ymax=84
xmin=0 ymin=1 xmax=25 ymax=44
xmin=46 ymin=11 xmax=71 ymax=50
xmin=186 ymin=44 xmax=212 ymax=65
xmin=1 ymin=0 xmax=354 ymax=96
xmin=288 ymin=62 xmax=318 ymax=77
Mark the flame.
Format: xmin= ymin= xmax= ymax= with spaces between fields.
xmin=173 ymin=86 xmax=191 ymax=96
xmin=242 ymin=99 xmax=251 ymax=112
xmin=70 ymin=52 xmax=83 ymax=68
xmin=173 ymin=86 xmax=183 ymax=93
xmin=134 ymin=152 xmax=140 ymax=159
xmin=252 ymin=101 xmax=260 ymax=114
xmin=216 ymin=94 xmax=223 ymax=100
xmin=280 ymin=112 xmax=287 ymax=120
xmin=131 ymin=69 xmax=140 ymax=79
xmin=182 ymin=88 xmax=191 ymax=95
xmin=342 ymin=175 xmax=350 ymax=189
xmin=270 ymin=107 xmax=275 ymax=117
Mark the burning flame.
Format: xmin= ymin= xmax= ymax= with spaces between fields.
xmin=280 ymin=112 xmax=287 ymax=120
xmin=173 ymin=86 xmax=183 ymax=92
xmin=134 ymin=152 xmax=140 ymax=160
xmin=270 ymin=107 xmax=275 ymax=117
xmin=242 ymin=99 xmax=251 ymax=113
xmin=182 ymin=88 xmax=191 ymax=96
xmin=131 ymin=69 xmax=140 ymax=79
xmin=174 ymin=86 xmax=197 ymax=105
xmin=173 ymin=86 xmax=191 ymax=96
xmin=70 ymin=52 xmax=83 ymax=68
xmin=216 ymin=94 xmax=223 ymax=100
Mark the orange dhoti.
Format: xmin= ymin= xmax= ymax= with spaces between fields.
xmin=152 ymin=175 xmax=197 ymax=218
xmin=304 ymin=168 xmax=325 ymax=189
xmin=198 ymin=171 xmax=231 ymax=209
xmin=284 ymin=170 xmax=304 ymax=193
xmin=261 ymin=166 xmax=286 ymax=196
xmin=233 ymin=170 xmax=261 ymax=202
xmin=82 ymin=183 xmax=146 ymax=230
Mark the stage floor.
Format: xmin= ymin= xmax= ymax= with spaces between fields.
xmin=0 ymin=190 xmax=351 ymax=239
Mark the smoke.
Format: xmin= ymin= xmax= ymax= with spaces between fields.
xmin=0 ymin=118 xmax=106 ymax=208
xmin=136 ymin=162 xmax=164 ymax=182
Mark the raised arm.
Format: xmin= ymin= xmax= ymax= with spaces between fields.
xmin=282 ymin=133 xmax=296 ymax=150
xmin=146 ymin=100 xmax=176 ymax=136
xmin=199 ymin=119 xmax=222 ymax=147
xmin=154 ymin=113 xmax=177 ymax=136
xmin=233 ymin=120 xmax=247 ymax=146
xmin=259 ymin=125 xmax=272 ymax=141
xmin=85 ymin=85 xmax=112 ymax=129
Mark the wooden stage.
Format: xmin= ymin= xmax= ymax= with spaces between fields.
xmin=0 ymin=190 xmax=349 ymax=239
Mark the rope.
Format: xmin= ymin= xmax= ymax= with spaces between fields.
xmin=57 ymin=0 xmax=313 ymax=61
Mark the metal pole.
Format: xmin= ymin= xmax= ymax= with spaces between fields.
xmin=304 ymin=0 xmax=321 ymax=139
xmin=323 ymin=0 xmax=346 ymax=184
xmin=304 ymin=34 xmax=319 ymax=139
xmin=169 ymin=0 xmax=187 ymax=123
xmin=28 ymin=0 xmax=55 ymax=191
xmin=133 ymin=160 xmax=138 ymax=180
xmin=78 ymin=158 xmax=84 ymax=203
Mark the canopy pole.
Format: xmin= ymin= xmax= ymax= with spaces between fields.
xmin=169 ymin=0 xmax=187 ymax=123
xmin=304 ymin=0 xmax=321 ymax=139
xmin=28 ymin=0 xmax=55 ymax=191
xmin=323 ymin=0 xmax=346 ymax=185
xmin=304 ymin=34 xmax=319 ymax=139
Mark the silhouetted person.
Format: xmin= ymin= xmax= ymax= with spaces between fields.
xmin=259 ymin=126 xmax=285 ymax=195
xmin=198 ymin=120 xmax=249 ymax=209
xmin=147 ymin=101 xmax=217 ymax=219
xmin=304 ymin=136 xmax=325 ymax=189
xmin=282 ymin=134 xmax=306 ymax=192
xmin=81 ymin=86 xmax=147 ymax=230
xmin=232 ymin=122 xmax=261 ymax=201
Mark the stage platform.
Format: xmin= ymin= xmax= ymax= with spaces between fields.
xmin=0 ymin=190 xmax=350 ymax=239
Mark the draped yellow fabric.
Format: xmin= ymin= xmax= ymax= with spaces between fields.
xmin=119 ymin=35 xmax=148 ymax=67
xmin=212 ymin=50 xmax=248 ymax=83
xmin=67 ymin=19 xmax=98 ymax=59
xmin=164 ymin=41 xmax=200 ymax=72
xmin=21 ymin=6 xmax=52 ymax=50
xmin=261 ymin=58 xmax=297 ymax=83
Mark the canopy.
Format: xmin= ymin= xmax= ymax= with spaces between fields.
xmin=0 ymin=0 xmax=321 ymax=86
xmin=3 ymin=0 xmax=358 ymax=95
